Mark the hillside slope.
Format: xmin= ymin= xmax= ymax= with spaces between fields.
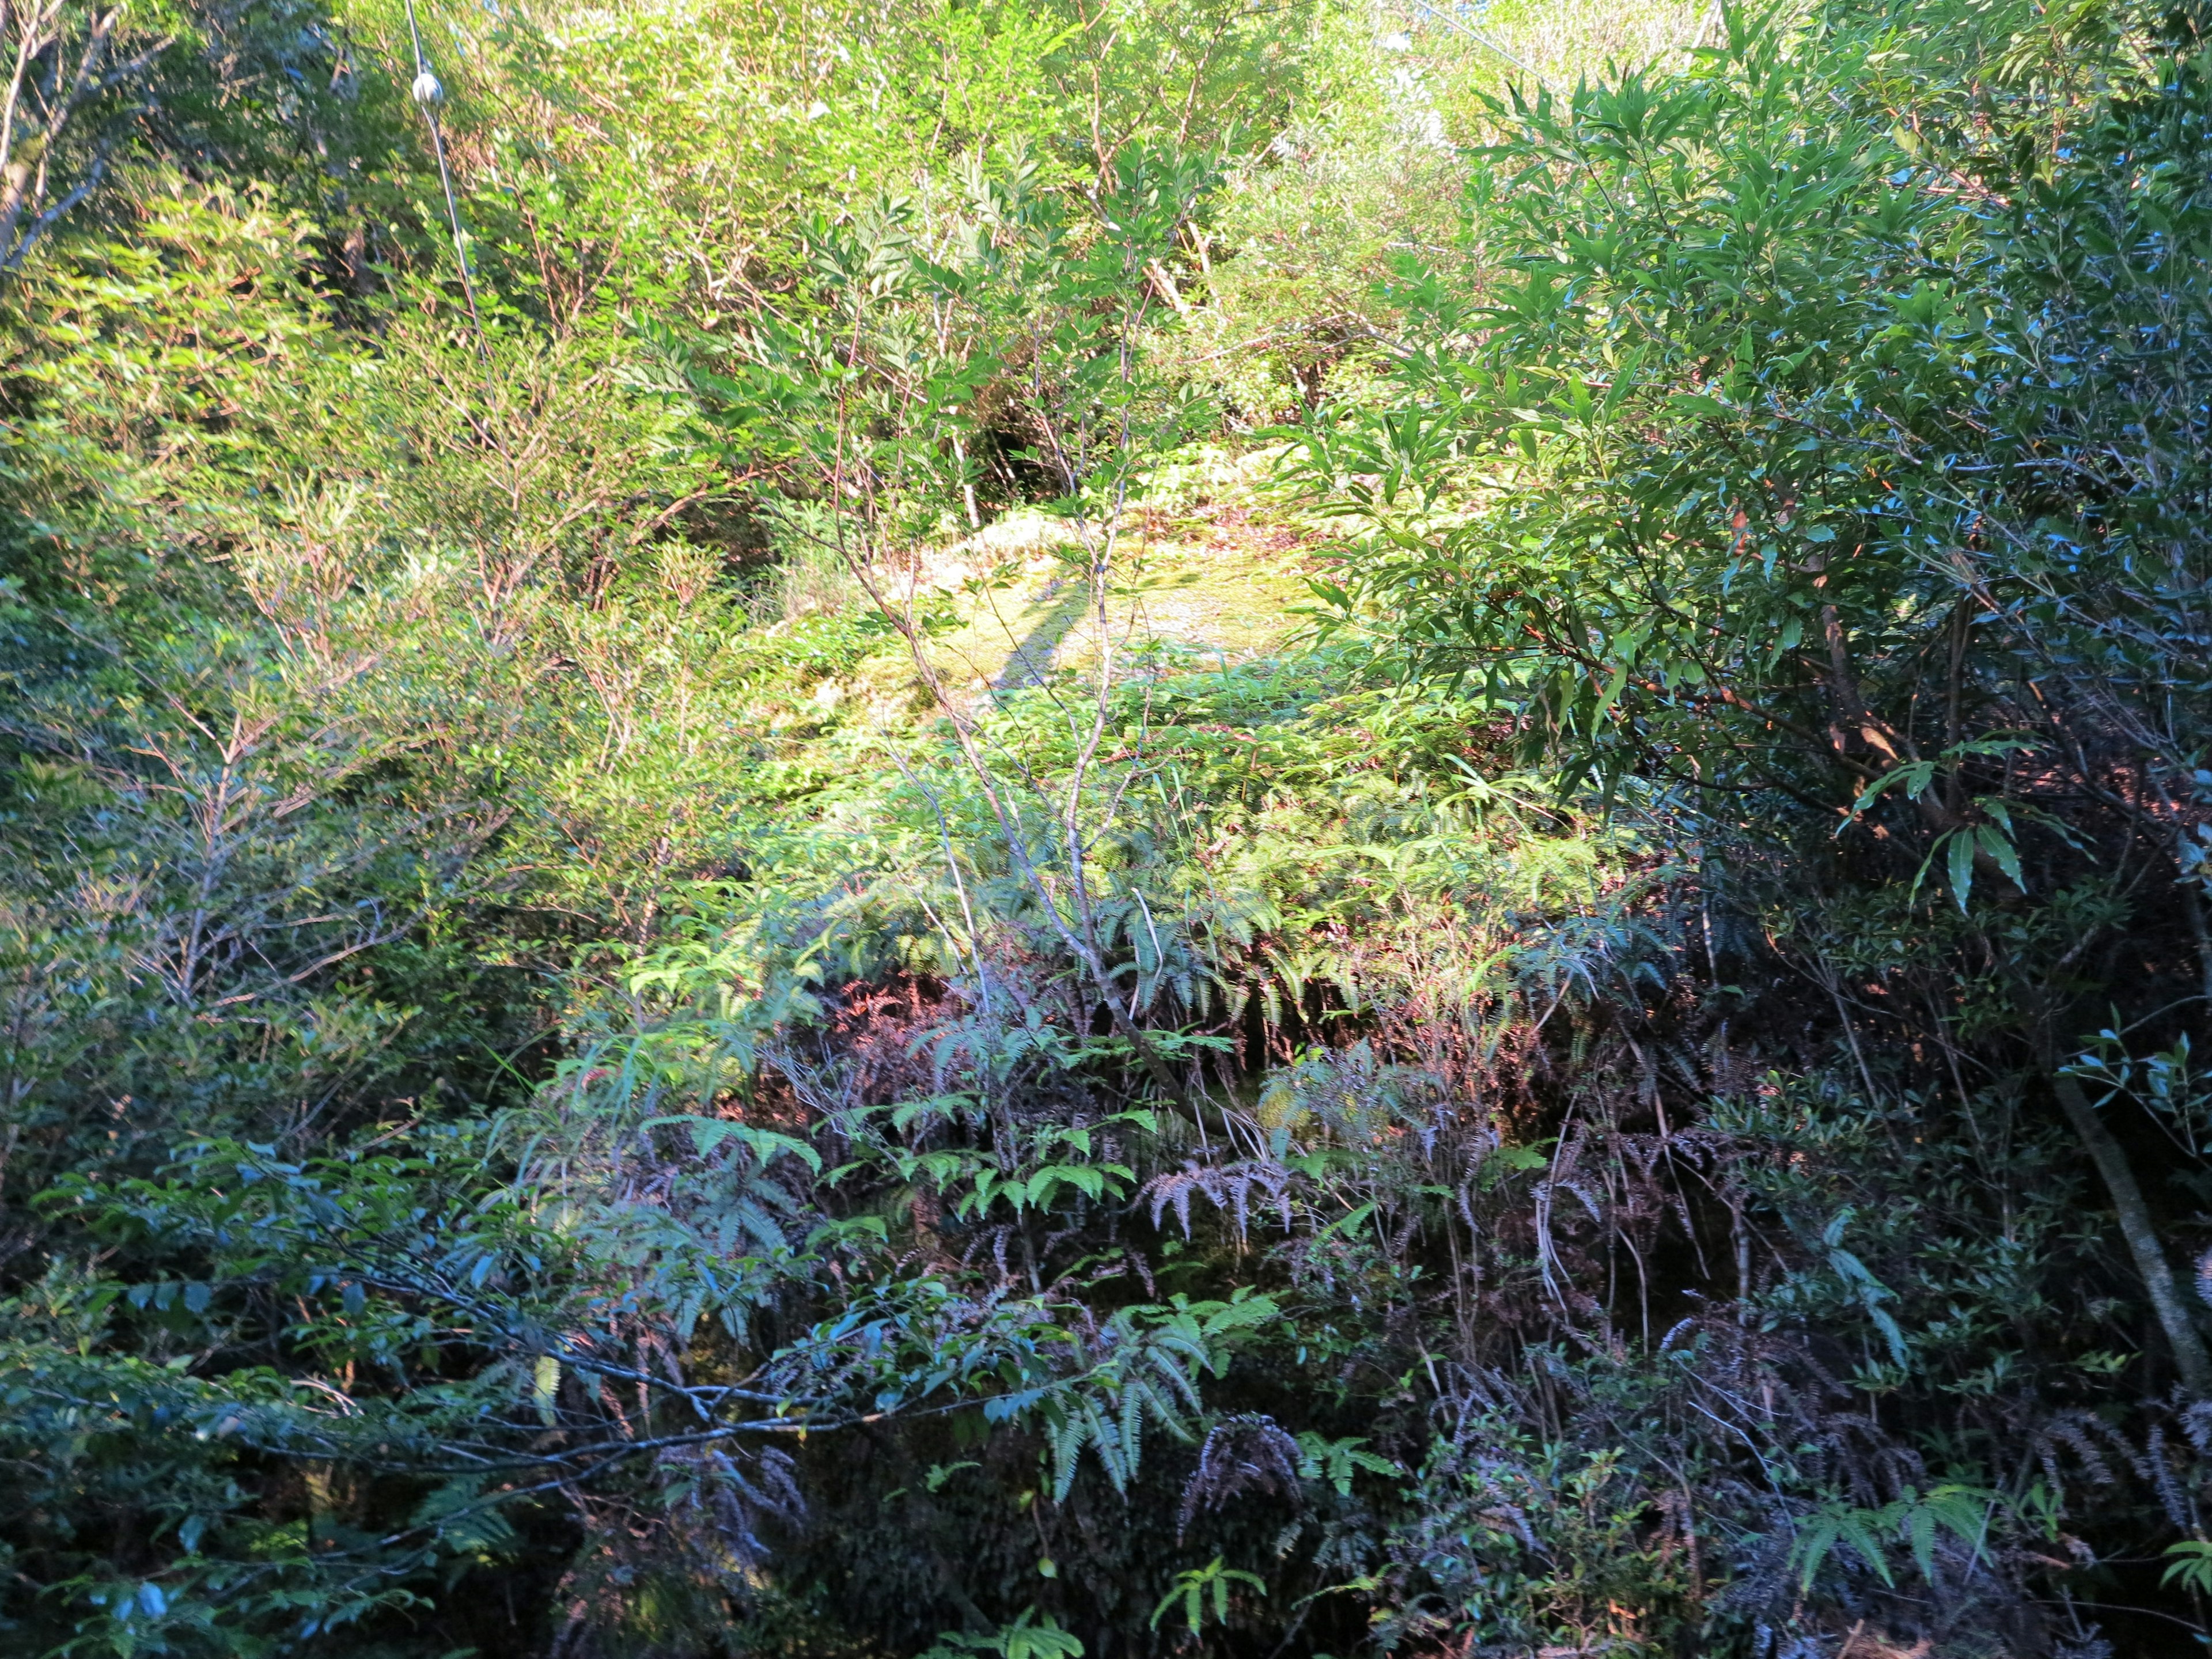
xmin=4 ymin=2 xmax=2212 ymax=1657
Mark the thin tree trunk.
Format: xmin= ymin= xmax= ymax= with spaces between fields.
xmin=2053 ymin=1069 xmax=2212 ymax=1397
xmin=0 ymin=157 xmax=35 ymax=266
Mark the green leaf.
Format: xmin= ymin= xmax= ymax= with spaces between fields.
xmin=1975 ymin=821 xmax=2024 ymax=890
xmin=1946 ymin=829 xmax=1975 ymax=911
xmin=2164 ymin=1539 xmax=2212 ymax=1596
xmin=644 ymin=1115 xmax=823 ymax=1173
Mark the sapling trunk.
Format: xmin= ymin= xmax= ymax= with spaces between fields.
xmin=2052 ymin=1068 xmax=2212 ymax=1397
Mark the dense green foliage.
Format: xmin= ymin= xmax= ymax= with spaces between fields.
xmin=5 ymin=0 xmax=2212 ymax=1654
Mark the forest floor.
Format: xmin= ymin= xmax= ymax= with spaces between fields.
xmin=836 ymin=446 xmax=1328 ymax=718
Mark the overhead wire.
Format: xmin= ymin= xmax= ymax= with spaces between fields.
xmin=400 ymin=0 xmax=491 ymax=371
xmin=1403 ymin=0 xmax=1544 ymax=85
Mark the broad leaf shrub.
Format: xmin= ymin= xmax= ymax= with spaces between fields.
xmin=1285 ymin=0 xmax=2212 ymax=1650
